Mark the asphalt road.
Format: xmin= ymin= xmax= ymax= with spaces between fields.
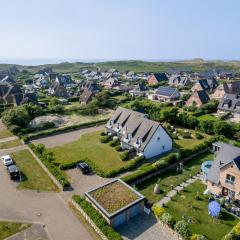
xmin=0 ymin=160 xmax=93 ymax=240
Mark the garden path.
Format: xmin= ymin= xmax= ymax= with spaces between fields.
xmin=156 ymin=173 xmax=203 ymax=207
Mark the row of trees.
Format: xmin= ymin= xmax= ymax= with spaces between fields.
xmin=125 ymin=99 xmax=239 ymax=140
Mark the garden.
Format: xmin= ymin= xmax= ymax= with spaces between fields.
xmin=50 ymin=130 xmax=144 ymax=177
xmin=12 ymin=150 xmax=59 ymax=191
xmin=0 ymin=128 xmax=13 ymax=139
xmin=161 ymin=181 xmax=239 ymax=240
xmin=134 ymin=152 xmax=213 ymax=203
xmin=0 ymin=139 xmax=21 ymax=149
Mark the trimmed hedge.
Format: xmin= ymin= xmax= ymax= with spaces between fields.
xmin=122 ymin=136 xmax=220 ymax=184
xmin=26 ymin=119 xmax=108 ymax=139
xmin=29 ymin=143 xmax=70 ymax=188
xmin=73 ymin=195 xmax=123 ymax=240
xmin=100 ymin=135 xmax=111 ymax=143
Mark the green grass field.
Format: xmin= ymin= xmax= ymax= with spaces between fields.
xmin=0 ymin=129 xmax=13 ymax=139
xmin=197 ymin=114 xmax=219 ymax=121
xmin=0 ymin=221 xmax=31 ymax=240
xmin=12 ymin=150 xmax=59 ymax=192
xmin=135 ymin=152 xmax=213 ymax=203
xmin=0 ymin=139 xmax=21 ymax=149
xmin=165 ymin=181 xmax=238 ymax=240
xmin=50 ymin=131 xmax=136 ymax=174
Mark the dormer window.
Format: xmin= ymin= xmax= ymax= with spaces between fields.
xmin=136 ymin=137 xmax=142 ymax=145
xmin=127 ymin=133 xmax=131 ymax=140
xmin=109 ymin=120 xmax=113 ymax=126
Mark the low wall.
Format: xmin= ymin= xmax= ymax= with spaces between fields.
xmin=71 ymin=200 xmax=108 ymax=240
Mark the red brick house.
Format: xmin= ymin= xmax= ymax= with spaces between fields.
xmin=147 ymin=73 xmax=168 ymax=85
xmin=186 ymin=90 xmax=210 ymax=107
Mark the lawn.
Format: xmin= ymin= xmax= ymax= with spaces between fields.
xmin=0 ymin=221 xmax=31 ymax=240
xmin=0 ymin=129 xmax=13 ymax=139
xmin=50 ymin=131 xmax=137 ymax=174
xmin=11 ymin=150 xmax=59 ymax=192
xmin=165 ymin=181 xmax=239 ymax=240
xmin=174 ymin=129 xmax=210 ymax=150
xmin=197 ymin=114 xmax=219 ymax=121
xmin=0 ymin=139 xmax=21 ymax=149
xmin=135 ymin=152 xmax=213 ymax=203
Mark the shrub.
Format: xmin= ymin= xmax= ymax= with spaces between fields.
xmin=152 ymin=205 xmax=165 ymax=218
xmin=9 ymin=125 xmax=21 ymax=134
xmin=100 ymin=132 xmax=106 ymax=136
xmin=120 ymin=151 xmax=129 ymax=161
xmin=174 ymin=220 xmax=191 ymax=239
xmin=109 ymin=139 xmax=120 ymax=147
xmin=115 ymin=145 xmax=122 ymax=151
xmin=224 ymin=222 xmax=240 ymax=240
xmin=190 ymin=234 xmax=207 ymax=240
xmin=181 ymin=131 xmax=192 ymax=139
xmin=100 ymin=135 xmax=111 ymax=143
xmin=195 ymin=132 xmax=204 ymax=139
xmin=73 ymin=195 xmax=122 ymax=240
xmin=161 ymin=212 xmax=175 ymax=228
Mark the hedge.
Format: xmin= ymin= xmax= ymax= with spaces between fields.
xmin=122 ymin=136 xmax=220 ymax=184
xmin=224 ymin=222 xmax=240 ymax=240
xmin=72 ymin=195 xmax=123 ymax=240
xmin=28 ymin=143 xmax=70 ymax=188
xmin=25 ymin=119 xmax=108 ymax=139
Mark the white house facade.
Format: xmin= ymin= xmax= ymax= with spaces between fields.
xmin=105 ymin=107 xmax=172 ymax=159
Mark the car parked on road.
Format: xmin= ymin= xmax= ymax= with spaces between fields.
xmin=1 ymin=155 xmax=14 ymax=167
xmin=77 ymin=162 xmax=90 ymax=174
xmin=7 ymin=165 xmax=20 ymax=180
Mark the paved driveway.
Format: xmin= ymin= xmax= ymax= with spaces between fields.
xmin=117 ymin=213 xmax=175 ymax=240
xmin=0 ymin=161 xmax=93 ymax=240
xmin=32 ymin=125 xmax=105 ymax=148
xmin=63 ymin=168 xmax=111 ymax=199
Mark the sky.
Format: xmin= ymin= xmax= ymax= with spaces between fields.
xmin=0 ymin=0 xmax=240 ymax=63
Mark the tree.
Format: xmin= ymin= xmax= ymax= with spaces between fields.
xmin=213 ymin=121 xmax=234 ymax=138
xmin=48 ymin=98 xmax=63 ymax=113
xmin=23 ymin=103 xmax=43 ymax=120
xmin=2 ymin=106 xmax=30 ymax=128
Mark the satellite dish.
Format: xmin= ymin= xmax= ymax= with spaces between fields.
xmin=208 ymin=200 xmax=221 ymax=218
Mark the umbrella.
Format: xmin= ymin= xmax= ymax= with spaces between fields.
xmin=208 ymin=200 xmax=221 ymax=218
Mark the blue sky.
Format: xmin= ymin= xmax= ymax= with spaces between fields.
xmin=0 ymin=0 xmax=239 ymax=61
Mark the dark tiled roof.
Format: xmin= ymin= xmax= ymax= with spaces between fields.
xmin=152 ymin=73 xmax=168 ymax=82
xmin=223 ymin=81 xmax=240 ymax=95
xmin=156 ymin=86 xmax=179 ymax=97
xmin=218 ymin=94 xmax=240 ymax=113
xmin=196 ymin=90 xmax=210 ymax=104
xmin=198 ymin=79 xmax=218 ymax=91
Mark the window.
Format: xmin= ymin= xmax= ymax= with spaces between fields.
xmin=225 ymin=174 xmax=235 ymax=185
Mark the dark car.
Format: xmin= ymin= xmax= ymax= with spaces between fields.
xmin=7 ymin=165 xmax=20 ymax=180
xmin=77 ymin=162 xmax=90 ymax=174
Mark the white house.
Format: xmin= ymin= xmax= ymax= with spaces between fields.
xmin=105 ymin=107 xmax=172 ymax=159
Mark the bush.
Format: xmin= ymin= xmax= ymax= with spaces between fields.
xmin=100 ymin=132 xmax=106 ymax=136
xmin=9 ymin=125 xmax=21 ymax=134
xmin=224 ymin=222 xmax=240 ymax=240
xmin=195 ymin=132 xmax=204 ymax=139
xmin=174 ymin=220 xmax=191 ymax=239
xmin=181 ymin=131 xmax=192 ymax=139
xmin=115 ymin=145 xmax=122 ymax=151
xmin=161 ymin=212 xmax=175 ymax=228
xmin=100 ymin=135 xmax=111 ymax=143
xmin=120 ymin=151 xmax=129 ymax=161
xmin=109 ymin=139 xmax=120 ymax=147
xmin=73 ymin=195 xmax=122 ymax=240
xmin=190 ymin=234 xmax=207 ymax=240
xmin=152 ymin=205 xmax=165 ymax=218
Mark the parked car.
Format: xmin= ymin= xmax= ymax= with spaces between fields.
xmin=1 ymin=155 xmax=14 ymax=167
xmin=7 ymin=165 xmax=20 ymax=180
xmin=77 ymin=162 xmax=90 ymax=174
